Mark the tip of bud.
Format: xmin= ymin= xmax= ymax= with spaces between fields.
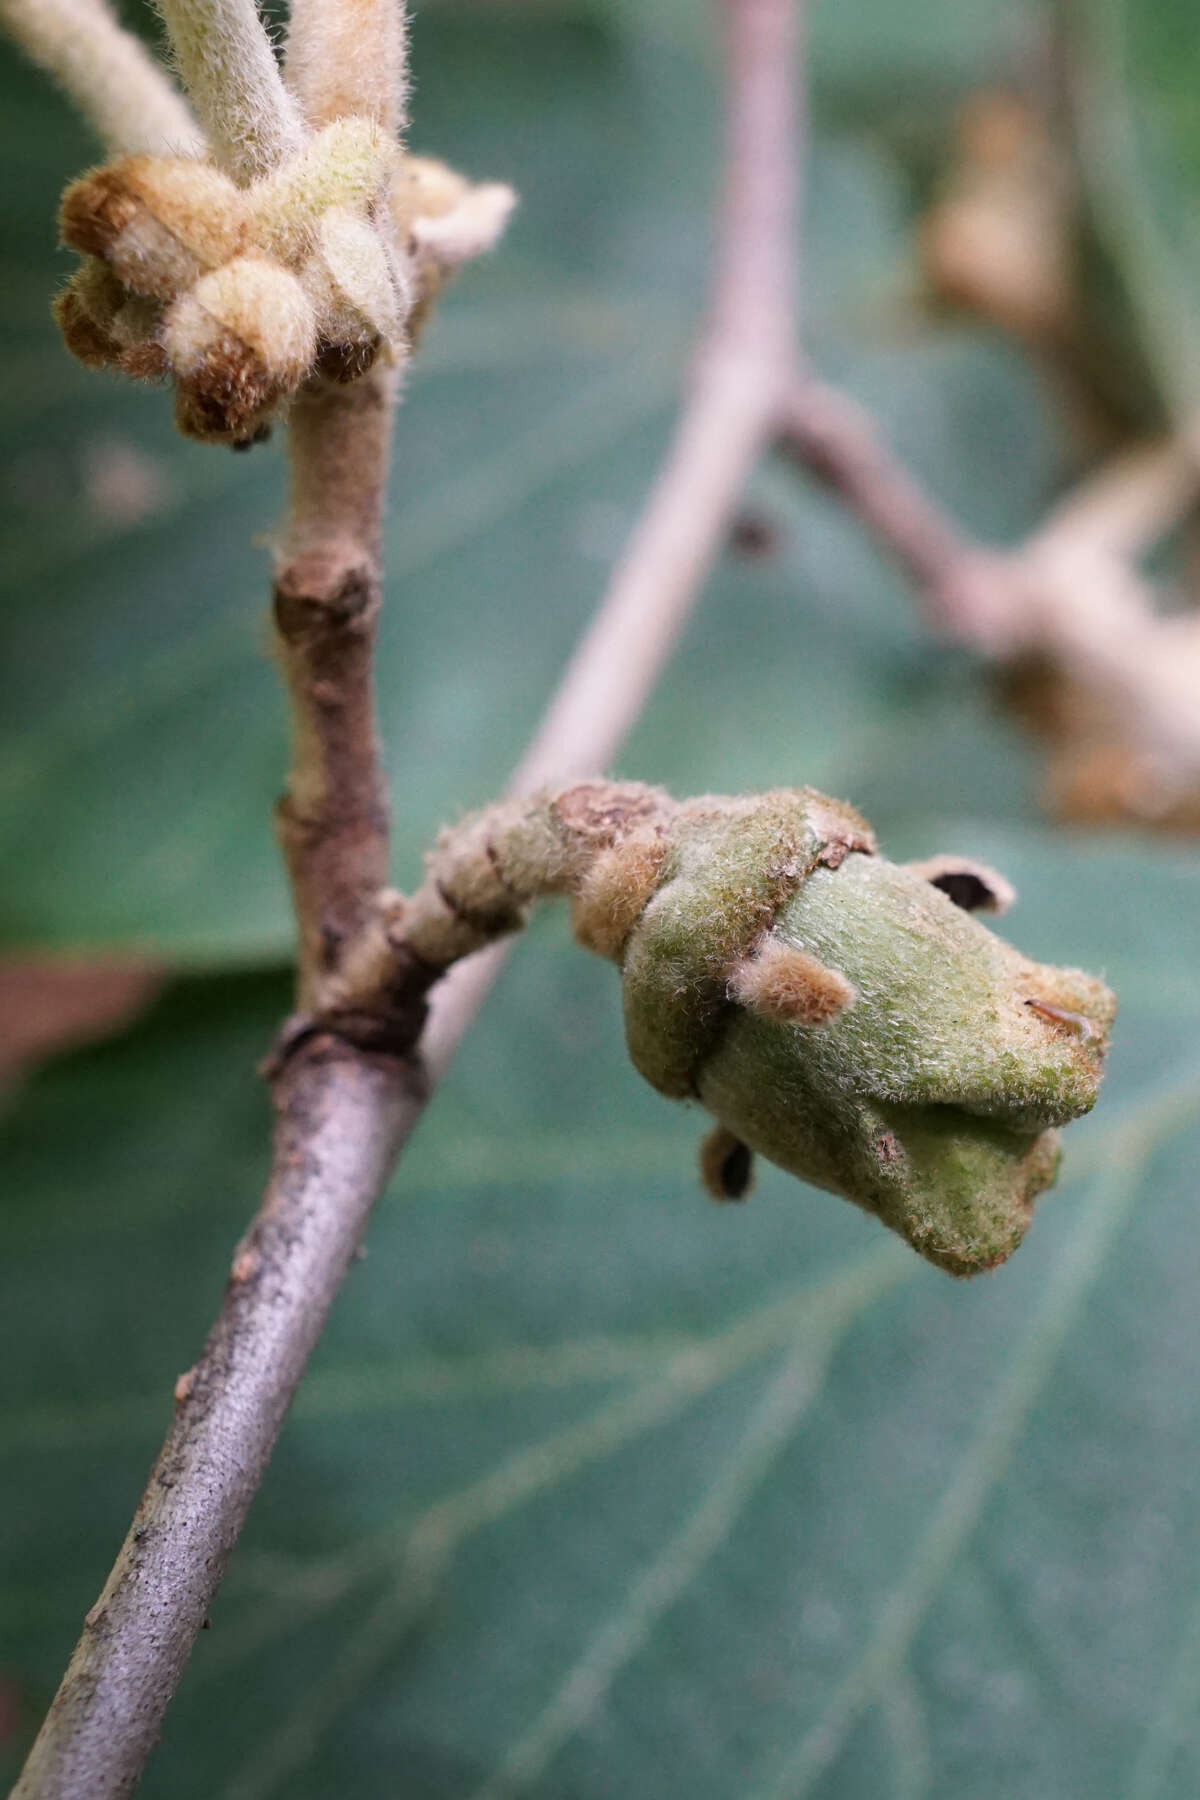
xmin=172 ymin=334 xmax=279 ymax=443
xmin=412 ymin=181 xmax=517 ymax=270
xmin=163 ymin=260 xmax=317 ymax=441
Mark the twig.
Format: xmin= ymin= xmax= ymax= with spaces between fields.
xmin=777 ymin=374 xmax=1200 ymax=784
xmin=9 ymin=1047 xmax=425 ymax=1800
xmin=776 ymin=377 xmax=1000 ymax=637
xmin=0 ymin=0 xmax=203 ymax=158
xmin=269 ymin=0 xmax=408 ymax=1012
xmin=273 ymin=369 xmax=398 ymax=1014
xmin=12 ymin=0 xmax=805 ymax=1793
xmin=155 ymin=0 xmax=306 ymax=182
xmin=284 ymin=0 xmax=407 ymax=135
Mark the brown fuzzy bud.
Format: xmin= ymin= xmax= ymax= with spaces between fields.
xmin=51 ymin=130 xmax=512 ymax=442
xmin=60 ymin=165 xmax=139 ymax=259
xmin=55 ymin=260 xmax=158 ymax=374
xmin=107 ymin=292 xmax=161 ymax=347
xmin=170 ymin=336 xmax=277 ymax=443
xmin=571 ymin=832 xmax=670 ymax=960
xmin=119 ymin=339 xmax=170 ymax=383
xmin=164 ymin=258 xmax=316 ymax=442
xmin=60 ymin=157 xmax=247 ymax=301
xmin=728 ymin=937 xmax=856 ymax=1027
xmin=55 ymin=284 xmax=121 ymax=370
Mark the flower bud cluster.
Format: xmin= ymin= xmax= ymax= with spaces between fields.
xmin=55 ymin=122 xmax=515 ymax=445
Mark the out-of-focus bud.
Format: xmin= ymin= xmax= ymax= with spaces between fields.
xmin=391 ymin=154 xmax=516 ymax=339
xmin=60 ymin=156 xmax=248 ymax=300
xmin=54 ymin=259 xmax=126 ymax=368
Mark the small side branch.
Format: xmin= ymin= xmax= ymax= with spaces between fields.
xmin=778 ymin=373 xmax=1200 ymax=787
xmin=776 ymin=377 xmax=1000 ymax=638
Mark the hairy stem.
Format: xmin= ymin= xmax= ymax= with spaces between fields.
xmin=154 ymin=0 xmax=306 ymax=182
xmin=273 ymin=369 xmax=397 ymax=1014
xmin=285 ymin=0 xmax=407 ymax=133
xmin=0 ymin=0 xmax=203 ymax=157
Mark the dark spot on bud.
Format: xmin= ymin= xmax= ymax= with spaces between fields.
xmin=313 ymin=335 xmax=381 ymax=384
xmin=699 ymin=1123 xmax=755 ymax=1202
xmin=174 ymin=332 xmax=279 ymax=443
xmin=718 ymin=1137 xmax=753 ymax=1199
xmin=905 ymin=855 xmax=1015 ymax=914
xmin=931 ymin=869 xmax=1000 ymax=912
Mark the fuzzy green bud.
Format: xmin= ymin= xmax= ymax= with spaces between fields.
xmin=390 ymin=781 xmax=1114 ymax=1278
xmin=602 ymin=788 xmax=1113 ymax=1276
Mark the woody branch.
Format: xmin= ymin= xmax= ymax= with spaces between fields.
xmin=10 ymin=0 xmax=806 ymax=1793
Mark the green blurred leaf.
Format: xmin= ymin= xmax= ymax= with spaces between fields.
xmin=4 ymin=817 xmax=1200 ymax=1795
xmin=1068 ymin=0 xmax=1200 ymax=418
xmin=0 ymin=7 xmax=1064 ymax=958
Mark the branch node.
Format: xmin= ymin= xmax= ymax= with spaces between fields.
xmin=272 ymin=558 xmax=378 ymax=642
